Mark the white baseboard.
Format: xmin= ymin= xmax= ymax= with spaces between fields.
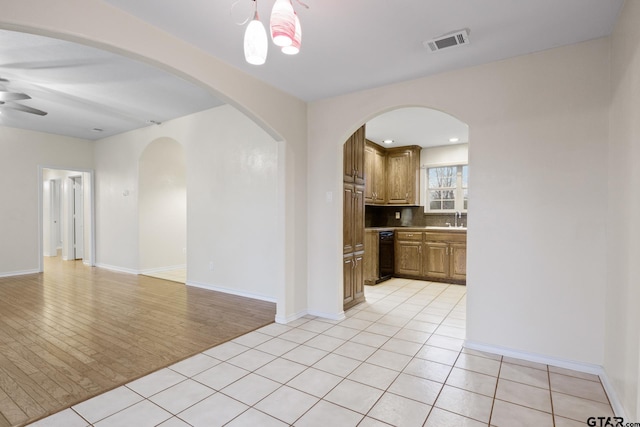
xmin=94 ymin=263 xmax=139 ymax=275
xmin=139 ymin=264 xmax=186 ymax=275
xmin=275 ymin=310 xmax=308 ymax=324
xmin=307 ymin=309 xmax=346 ymax=322
xmin=599 ymin=369 xmax=628 ymax=419
xmin=0 ymin=269 xmax=40 ymax=278
xmin=186 ymin=280 xmax=277 ymax=303
xmin=464 ymin=340 xmax=626 ymax=418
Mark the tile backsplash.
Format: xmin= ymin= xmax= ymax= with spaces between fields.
xmin=365 ymin=205 xmax=467 ymax=228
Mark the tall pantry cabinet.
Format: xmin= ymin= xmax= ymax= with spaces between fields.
xmin=343 ymin=125 xmax=366 ymax=310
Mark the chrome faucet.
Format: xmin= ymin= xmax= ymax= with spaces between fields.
xmin=454 ymin=211 xmax=462 ymax=227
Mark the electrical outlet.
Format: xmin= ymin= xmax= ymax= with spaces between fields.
xmin=395 ymin=212 xmax=401 ymax=219
xmin=209 ymin=261 xmax=214 ymax=271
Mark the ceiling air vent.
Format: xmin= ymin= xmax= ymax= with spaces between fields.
xmin=423 ymin=29 xmax=470 ymax=53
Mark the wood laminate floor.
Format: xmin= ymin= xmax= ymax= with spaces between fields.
xmin=0 ymin=257 xmax=276 ymax=427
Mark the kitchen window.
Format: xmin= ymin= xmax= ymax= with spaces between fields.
xmin=426 ymin=165 xmax=468 ymax=212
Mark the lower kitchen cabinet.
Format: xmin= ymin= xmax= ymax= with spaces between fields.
xmin=395 ymin=240 xmax=422 ymax=277
xmin=344 ymin=252 xmax=365 ymax=309
xmin=449 ymin=242 xmax=467 ymax=280
xmin=364 ymin=230 xmax=379 ymax=285
xmin=424 ymin=241 xmax=449 ymax=279
xmin=395 ymin=230 xmax=467 ymax=284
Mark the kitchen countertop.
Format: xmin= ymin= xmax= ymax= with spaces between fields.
xmin=366 ymin=226 xmax=467 ymax=232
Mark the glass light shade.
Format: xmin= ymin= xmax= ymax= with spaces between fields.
xmin=281 ymin=13 xmax=301 ymax=55
xmin=270 ymin=0 xmax=295 ymax=47
xmin=244 ymin=18 xmax=268 ymax=65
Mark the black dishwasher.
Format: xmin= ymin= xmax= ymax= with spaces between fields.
xmin=378 ymin=231 xmax=395 ymax=283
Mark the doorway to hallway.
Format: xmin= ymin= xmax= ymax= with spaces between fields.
xmin=40 ymin=167 xmax=95 ymax=270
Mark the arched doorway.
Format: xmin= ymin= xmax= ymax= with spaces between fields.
xmin=138 ymin=137 xmax=187 ymax=281
xmin=342 ymin=106 xmax=470 ymax=310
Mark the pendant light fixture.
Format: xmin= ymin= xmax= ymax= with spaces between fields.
xmin=243 ymin=0 xmax=268 ymax=65
xmin=270 ymin=0 xmax=296 ymax=47
xmin=281 ymin=12 xmax=301 ymax=55
xmin=239 ymin=0 xmax=306 ymax=64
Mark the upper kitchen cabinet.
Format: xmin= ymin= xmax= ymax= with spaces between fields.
xmin=364 ymin=141 xmax=386 ymax=204
xmin=386 ymin=145 xmax=420 ymax=205
xmin=343 ymin=125 xmax=365 ymax=185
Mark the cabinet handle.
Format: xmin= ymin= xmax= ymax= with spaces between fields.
xmin=406 ymin=192 xmax=409 ymax=199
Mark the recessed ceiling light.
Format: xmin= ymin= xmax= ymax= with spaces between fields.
xmin=383 ymin=139 xmax=394 ymax=145
xmin=449 ymin=137 xmax=459 ymax=143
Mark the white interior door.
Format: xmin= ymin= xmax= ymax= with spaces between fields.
xmin=50 ymin=179 xmax=61 ymax=256
xmin=73 ymin=176 xmax=84 ymax=260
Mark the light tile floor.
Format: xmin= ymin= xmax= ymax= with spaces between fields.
xmin=144 ymin=268 xmax=187 ymax=284
xmin=28 ymin=278 xmax=614 ymax=427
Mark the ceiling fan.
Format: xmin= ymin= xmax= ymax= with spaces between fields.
xmin=0 ymin=78 xmax=48 ymax=116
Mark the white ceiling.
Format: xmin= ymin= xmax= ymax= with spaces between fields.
xmin=366 ymin=108 xmax=468 ymax=149
xmin=0 ymin=30 xmax=223 ymax=140
xmin=0 ymin=0 xmax=624 ymax=142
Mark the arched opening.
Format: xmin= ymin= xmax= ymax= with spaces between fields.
xmin=138 ymin=138 xmax=187 ymax=281
xmin=0 ymin=11 xmax=304 ymax=320
xmin=342 ymin=106 xmax=470 ymax=313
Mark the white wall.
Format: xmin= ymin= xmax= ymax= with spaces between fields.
xmin=138 ymin=138 xmax=186 ymax=272
xmin=0 ymin=126 xmax=93 ymax=276
xmin=308 ymin=39 xmax=610 ymax=365
xmin=606 ymin=0 xmax=640 ymax=419
xmin=95 ymin=105 xmax=280 ymax=300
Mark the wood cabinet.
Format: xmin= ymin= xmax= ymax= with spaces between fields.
xmin=344 ymin=125 xmax=365 ymax=185
xmin=343 ymin=183 xmax=365 ymax=254
xmin=394 ymin=229 xmax=467 ymax=284
xmin=343 ymin=252 xmax=364 ymax=309
xmin=343 ymin=126 xmax=366 ymax=310
xmin=386 ymin=146 xmax=420 ymax=205
xmin=396 ymin=240 xmax=422 ymax=277
xmin=364 ymin=141 xmax=386 ymax=204
xmin=424 ymin=241 xmax=449 ymax=279
xmin=449 ymin=242 xmax=467 ymax=281
xmin=364 ymin=229 xmax=379 ymax=285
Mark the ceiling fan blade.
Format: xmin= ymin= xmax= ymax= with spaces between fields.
xmin=0 ymin=91 xmax=31 ymax=101
xmin=1 ymin=103 xmax=48 ymax=116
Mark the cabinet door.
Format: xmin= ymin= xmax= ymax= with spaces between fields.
xmin=425 ymin=242 xmax=449 ymax=279
xmin=449 ymin=243 xmax=467 ymax=281
xmin=364 ymin=145 xmax=375 ymax=203
xmin=343 ymin=254 xmax=354 ymax=306
xmin=352 ymin=126 xmax=365 ymax=185
xmin=374 ymin=149 xmax=386 ymax=203
xmin=343 ymin=135 xmax=354 ymax=183
xmin=353 ymin=252 xmax=365 ymax=304
xmin=364 ymin=230 xmax=379 ymax=285
xmin=386 ymin=150 xmax=412 ymax=204
xmin=343 ymin=126 xmax=366 ymax=185
xmin=353 ymin=185 xmax=365 ymax=253
xmin=395 ymin=241 xmax=422 ymax=276
xmin=343 ymin=184 xmax=355 ymax=254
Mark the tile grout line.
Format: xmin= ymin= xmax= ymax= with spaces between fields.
xmin=487 ymin=355 xmax=504 ymax=426
xmin=548 ymin=364 xmax=556 ymax=427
